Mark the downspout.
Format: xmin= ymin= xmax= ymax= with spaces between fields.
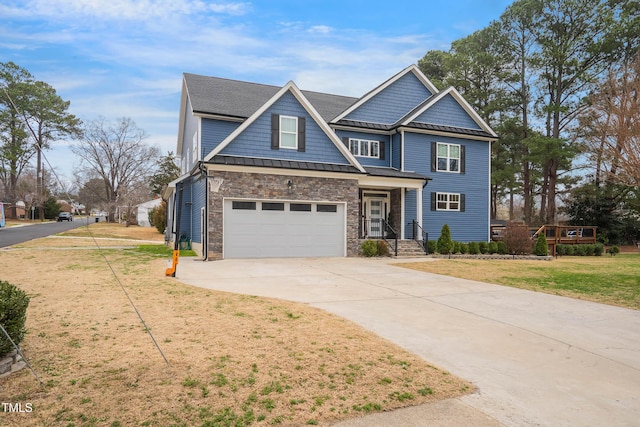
xmin=202 ymin=165 xmax=209 ymax=261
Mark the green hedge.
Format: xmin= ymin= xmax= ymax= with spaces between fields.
xmin=556 ymin=244 xmax=604 ymax=257
xmin=0 ymin=281 xmax=30 ymax=356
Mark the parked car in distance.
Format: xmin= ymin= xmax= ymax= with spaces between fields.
xmin=57 ymin=212 xmax=73 ymax=222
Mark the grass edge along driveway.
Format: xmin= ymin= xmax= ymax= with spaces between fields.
xmin=398 ymin=254 xmax=640 ymax=310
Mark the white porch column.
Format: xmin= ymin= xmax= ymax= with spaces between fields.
xmin=416 ymin=187 xmax=423 ymax=233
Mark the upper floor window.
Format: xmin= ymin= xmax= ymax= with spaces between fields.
xmin=348 ymin=138 xmax=380 ymax=158
xmin=271 ymin=114 xmax=305 ymax=152
xmin=437 ymin=142 xmax=460 ymax=173
xmin=279 ymin=116 xmax=298 ymax=149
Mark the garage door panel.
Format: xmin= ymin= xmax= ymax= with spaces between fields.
xmin=224 ymin=200 xmax=344 ymax=259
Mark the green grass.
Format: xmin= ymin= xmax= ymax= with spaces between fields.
xmin=133 ymin=244 xmax=196 ymax=257
xmin=400 ymin=254 xmax=640 ymax=309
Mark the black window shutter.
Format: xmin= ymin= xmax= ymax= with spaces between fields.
xmin=430 ymin=192 xmax=436 ymax=211
xmin=460 ymin=145 xmax=466 ymax=174
xmin=431 ymin=142 xmax=437 ymax=172
xmin=342 ymin=136 xmax=349 ymax=147
xmin=460 ymin=194 xmax=466 ymax=212
xmin=271 ymin=114 xmax=279 ymax=150
xmin=379 ymin=141 xmax=385 ymax=160
xmin=297 ymin=117 xmax=306 ymax=152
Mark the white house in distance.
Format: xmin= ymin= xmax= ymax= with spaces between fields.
xmin=136 ymin=198 xmax=162 ymax=227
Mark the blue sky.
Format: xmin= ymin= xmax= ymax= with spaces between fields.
xmin=1 ymin=0 xmax=513 ymax=188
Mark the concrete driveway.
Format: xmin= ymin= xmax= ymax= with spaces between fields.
xmin=175 ymin=257 xmax=640 ymax=427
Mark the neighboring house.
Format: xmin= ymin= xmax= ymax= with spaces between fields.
xmin=164 ymin=65 xmax=497 ymax=259
xmin=136 ymin=198 xmax=163 ymax=227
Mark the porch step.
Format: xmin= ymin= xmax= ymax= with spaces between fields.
xmin=393 ymin=240 xmax=428 ymax=257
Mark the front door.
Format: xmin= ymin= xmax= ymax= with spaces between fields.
xmin=367 ymin=199 xmax=384 ymax=238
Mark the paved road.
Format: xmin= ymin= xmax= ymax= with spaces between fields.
xmin=0 ymin=217 xmax=98 ymax=248
xmin=176 ymin=257 xmax=640 ymax=427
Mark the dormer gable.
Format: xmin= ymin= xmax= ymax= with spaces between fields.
xmin=333 ymin=65 xmax=439 ymax=125
xmin=398 ymin=87 xmax=498 ymax=139
xmin=204 ymin=81 xmax=366 ymax=172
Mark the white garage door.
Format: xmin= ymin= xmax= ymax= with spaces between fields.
xmin=223 ymin=199 xmax=345 ymax=258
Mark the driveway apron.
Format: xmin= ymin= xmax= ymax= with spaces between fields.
xmin=175 ymin=257 xmax=640 ymax=427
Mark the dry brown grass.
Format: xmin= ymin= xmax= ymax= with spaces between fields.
xmin=0 ymin=223 xmax=471 ymax=426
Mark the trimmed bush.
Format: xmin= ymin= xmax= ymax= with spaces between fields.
xmin=608 ymin=245 xmax=620 ymax=256
xmin=556 ymin=244 xmax=567 ymax=256
xmin=361 ymin=240 xmax=378 ymax=257
xmin=437 ymin=224 xmax=454 ymax=255
xmin=427 ymin=240 xmax=437 ymax=255
xmin=0 ymin=281 xmax=30 ymax=356
xmin=478 ymin=242 xmax=489 ymax=254
xmin=459 ymin=242 xmax=469 ymax=254
xmin=488 ymin=241 xmax=498 ymax=254
xmin=584 ymin=244 xmax=595 ymax=256
xmin=497 ymin=241 xmax=508 ymax=255
xmin=376 ymin=240 xmax=390 ymax=257
xmin=534 ymin=233 xmax=548 ymax=256
xmin=575 ymin=245 xmax=587 ymax=256
xmin=468 ymin=242 xmax=480 ymax=255
xmin=452 ymin=241 xmax=461 ymax=254
xmin=594 ymin=243 xmax=604 ymax=256
xmin=565 ymin=245 xmax=575 ymax=256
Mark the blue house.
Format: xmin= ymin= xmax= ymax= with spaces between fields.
xmin=165 ymin=65 xmax=497 ymax=259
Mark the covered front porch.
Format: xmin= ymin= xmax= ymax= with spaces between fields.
xmin=357 ymin=167 xmax=429 ymax=255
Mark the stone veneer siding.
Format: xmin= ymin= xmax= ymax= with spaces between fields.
xmin=206 ymin=170 xmax=360 ymax=259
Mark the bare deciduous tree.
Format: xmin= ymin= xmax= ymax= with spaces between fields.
xmin=72 ymin=117 xmax=159 ymax=221
xmin=580 ymin=54 xmax=640 ymax=188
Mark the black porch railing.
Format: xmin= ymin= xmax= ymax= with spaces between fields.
xmin=412 ymin=220 xmax=429 ymax=255
xmin=360 ymin=218 xmax=398 ymax=256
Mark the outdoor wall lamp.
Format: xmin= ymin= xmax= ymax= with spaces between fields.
xmin=287 ymin=179 xmax=294 ymax=194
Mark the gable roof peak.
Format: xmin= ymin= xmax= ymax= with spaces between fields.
xmin=332 ymin=64 xmax=439 ymax=123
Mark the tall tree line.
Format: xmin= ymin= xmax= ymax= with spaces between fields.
xmin=418 ymin=0 xmax=640 ymax=226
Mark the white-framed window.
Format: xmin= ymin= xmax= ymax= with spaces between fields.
xmin=279 ymin=115 xmax=298 ymax=149
xmin=349 ymin=138 xmax=380 ymax=158
xmin=436 ymin=192 xmax=461 ymax=211
xmin=437 ymin=142 xmax=461 ymax=173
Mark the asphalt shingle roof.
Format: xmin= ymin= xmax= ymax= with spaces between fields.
xmin=184 ymin=73 xmax=357 ymax=122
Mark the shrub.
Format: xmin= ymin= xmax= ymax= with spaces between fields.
xmin=488 ymin=241 xmax=498 ymax=254
xmin=556 ymin=244 xmax=567 ymax=256
xmin=565 ymin=245 xmax=575 ymax=256
xmin=459 ymin=242 xmax=469 ymax=254
xmin=468 ymin=242 xmax=480 ymax=255
xmin=150 ymin=200 xmax=167 ymax=234
xmin=376 ymin=240 xmax=390 ymax=257
xmin=594 ymin=243 xmax=604 ymax=256
xmin=497 ymin=241 xmax=508 ymax=255
xmin=534 ymin=233 xmax=548 ymax=256
xmin=427 ymin=240 xmax=437 ymax=255
xmin=436 ymin=224 xmax=454 ymax=255
xmin=0 ymin=281 xmax=30 ymax=356
xmin=361 ymin=240 xmax=377 ymax=257
xmin=502 ymin=222 xmax=534 ymax=254
xmin=584 ymin=244 xmax=595 ymax=256
xmin=478 ymin=242 xmax=489 ymax=254
xmin=575 ymin=245 xmax=587 ymax=256
xmin=608 ymin=245 xmax=620 ymax=256
xmin=452 ymin=241 xmax=461 ymax=254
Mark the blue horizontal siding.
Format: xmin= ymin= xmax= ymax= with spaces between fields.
xmin=414 ymin=94 xmax=481 ymax=130
xmin=346 ymin=72 xmax=432 ymax=124
xmin=221 ymin=91 xmax=350 ymax=165
xmin=190 ymin=177 xmax=206 ymax=244
xmin=403 ymin=132 xmax=490 ymax=242
xmin=201 ymin=119 xmax=240 ymax=157
xmin=177 ymin=181 xmax=192 ymax=241
xmin=391 ymin=134 xmax=401 ymax=170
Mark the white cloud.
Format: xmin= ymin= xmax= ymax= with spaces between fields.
xmin=308 ymin=25 xmax=332 ymax=34
xmin=1 ymin=1 xmax=250 ymax=23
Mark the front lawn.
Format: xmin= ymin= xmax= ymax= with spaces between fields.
xmin=398 ymin=255 xmax=640 ymax=310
